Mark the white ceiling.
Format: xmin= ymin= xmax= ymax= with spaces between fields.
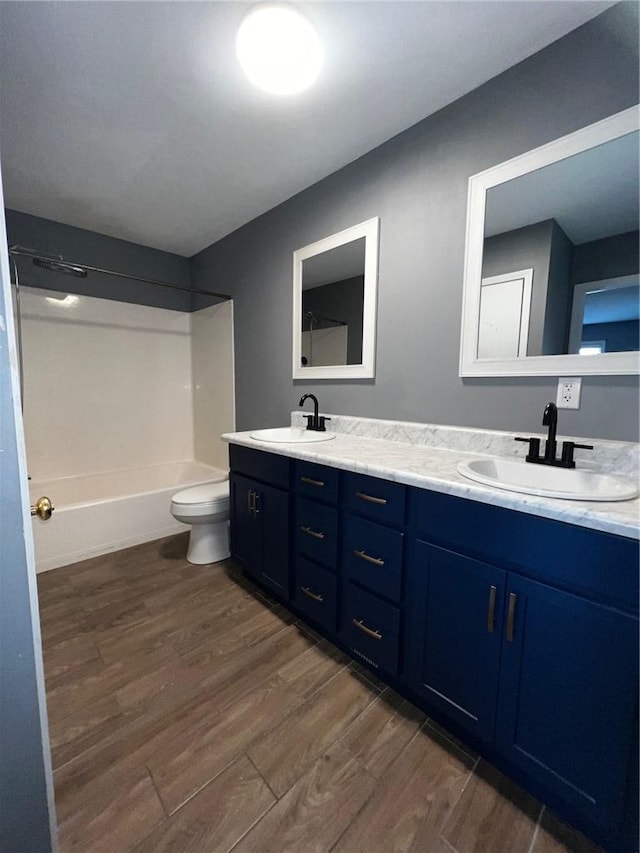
xmin=484 ymin=130 xmax=639 ymax=244
xmin=0 ymin=1 xmax=615 ymax=257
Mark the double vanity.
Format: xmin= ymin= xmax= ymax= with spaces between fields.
xmin=224 ymin=413 xmax=639 ymax=852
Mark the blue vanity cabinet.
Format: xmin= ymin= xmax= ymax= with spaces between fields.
xmin=496 ymin=573 xmax=639 ymax=839
xmin=229 ymin=446 xmax=291 ymax=599
xmin=405 ymin=541 xmax=506 ymax=742
xmin=227 ymin=441 xmax=639 ymax=850
xmin=407 ymin=486 xmax=639 ymax=849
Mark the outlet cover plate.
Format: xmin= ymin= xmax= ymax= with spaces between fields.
xmin=557 ymin=377 xmax=582 ymax=409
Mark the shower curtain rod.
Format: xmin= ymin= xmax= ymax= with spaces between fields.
xmin=8 ymin=246 xmax=232 ymax=302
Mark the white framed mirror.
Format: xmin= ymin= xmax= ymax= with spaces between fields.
xmin=460 ymin=107 xmax=639 ymax=377
xmin=292 ymin=217 xmax=379 ymax=379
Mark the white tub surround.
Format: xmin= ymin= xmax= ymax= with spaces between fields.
xmin=223 ymin=414 xmax=639 ymax=539
xmin=191 ymin=300 xmax=236 ymax=471
xmin=30 ymin=461 xmax=226 ymax=572
xmin=22 ymin=287 xmax=195 ymax=480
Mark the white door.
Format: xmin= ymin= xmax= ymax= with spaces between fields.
xmin=477 ymin=269 xmax=533 ymax=360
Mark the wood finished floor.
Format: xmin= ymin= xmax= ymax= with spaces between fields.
xmin=37 ymin=534 xmax=603 ymax=853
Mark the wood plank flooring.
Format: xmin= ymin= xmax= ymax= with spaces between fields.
xmin=37 ymin=534 xmax=602 ymax=853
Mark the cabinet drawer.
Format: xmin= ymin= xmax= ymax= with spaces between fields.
xmin=229 ymin=444 xmax=290 ymax=489
xmin=345 ymin=472 xmax=406 ymax=527
xmin=295 ymin=498 xmax=338 ymax=569
xmin=294 ymin=461 xmax=339 ymax=505
xmin=343 ymin=583 xmax=400 ymax=676
xmin=294 ymin=557 xmax=337 ymax=633
xmin=345 ymin=516 xmax=403 ymax=602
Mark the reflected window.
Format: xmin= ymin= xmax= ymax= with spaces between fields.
xmin=580 ymin=342 xmax=606 ymax=355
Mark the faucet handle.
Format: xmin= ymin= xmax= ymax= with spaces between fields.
xmin=560 ymin=441 xmax=594 ymax=468
xmin=514 ymin=436 xmax=541 ymax=462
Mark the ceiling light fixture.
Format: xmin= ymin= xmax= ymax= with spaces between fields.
xmin=236 ymin=4 xmax=323 ymax=95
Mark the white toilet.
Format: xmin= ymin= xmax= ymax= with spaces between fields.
xmin=170 ymin=481 xmax=230 ymax=565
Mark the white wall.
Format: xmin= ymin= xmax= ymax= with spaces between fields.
xmin=191 ymin=300 xmax=235 ymax=470
xmin=21 ymin=287 xmax=195 ymax=480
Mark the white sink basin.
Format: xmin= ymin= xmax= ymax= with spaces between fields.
xmin=250 ymin=427 xmax=337 ymax=444
xmin=457 ymin=457 xmax=638 ymax=502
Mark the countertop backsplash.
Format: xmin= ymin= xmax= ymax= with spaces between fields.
xmin=290 ymin=412 xmax=639 ymax=479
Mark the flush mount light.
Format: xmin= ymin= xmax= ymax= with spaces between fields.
xmin=236 ymin=4 xmax=323 ymax=95
xmin=45 ymin=294 xmax=79 ymax=307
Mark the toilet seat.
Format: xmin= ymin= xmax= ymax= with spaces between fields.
xmin=172 ymin=482 xmax=229 ymax=508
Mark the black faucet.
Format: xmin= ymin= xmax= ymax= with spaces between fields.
xmin=515 ymin=402 xmax=593 ymax=468
xmin=542 ymin=402 xmax=558 ymax=462
xmin=299 ymin=394 xmax=330 ymax=432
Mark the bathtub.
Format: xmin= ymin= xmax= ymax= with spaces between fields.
xmin=29 ymin=461 xmax=227 ymax=573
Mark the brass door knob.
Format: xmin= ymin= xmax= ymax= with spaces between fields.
xmin=31 ymin=496 xmax=54 ymax=521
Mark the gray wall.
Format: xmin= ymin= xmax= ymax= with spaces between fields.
xmin=571 ymin=229 xmax=639 ymax=285
xmin=192 ymin=3 xmax=640 ymax=442
xmin=6 ymin=208 xmax=193 ymax=311
xmin=0 ymin=249 xmax=54 ymax=848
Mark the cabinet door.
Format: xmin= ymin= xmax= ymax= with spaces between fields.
xmin=496 ymin=575 xmax=638 ymax=832
xmin=230 ymin=474 xmax=290 ymax=599
xmin=406 ymin=541 xmax=506 ymax=742
xmin=230 ymin=473 xmax=261 ymax=575
xmin=259 ymin=481 xmax=290 ymax=598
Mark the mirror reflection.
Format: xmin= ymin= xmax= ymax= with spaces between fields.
xmin=292 ymin=217 xmax=378 ymax=380
xmin=301 ymin=237 xmax=365 ymax=367
xmin=479 ymin=130 xmax=639 ymax=360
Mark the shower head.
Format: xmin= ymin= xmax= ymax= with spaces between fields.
xmin=33 ymin=257 xmax=88 ymax=278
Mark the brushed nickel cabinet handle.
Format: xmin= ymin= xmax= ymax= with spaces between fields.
xmin=301 ymin=476 xmax=325 ymax=488
xmin=506 ymin=592 xmax=517 ymax=642
xmin=354 ymin=549 xmax=384 ymax=567
xmin=352 ymin=618 xmax=382 ymax=640
xmin=355 ymin=492 xmax=387 ymax=506
xmin=487 ymin=585 xmax=497 ymax=634
xmin=301 ymin=525 xmax=325 ymax=540
xmin=301 ymin=586 xmax=324 ymax=603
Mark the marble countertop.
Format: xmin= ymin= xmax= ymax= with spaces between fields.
xmin=223 ymin=424 xmax=640 ymax=540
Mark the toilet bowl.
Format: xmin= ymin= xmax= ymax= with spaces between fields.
xmin=170 ymin=481 xmax=230 ymax=565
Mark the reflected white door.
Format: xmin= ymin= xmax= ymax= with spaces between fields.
xmin=477 ymin=269 xmax=533 ymax=359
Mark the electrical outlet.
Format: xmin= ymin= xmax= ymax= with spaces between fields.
xmin=556 ymin=377 xmax=582 ymax=409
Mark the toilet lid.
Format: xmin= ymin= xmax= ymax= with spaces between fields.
xmin=172 ymin=482 xmax=229 ymax=506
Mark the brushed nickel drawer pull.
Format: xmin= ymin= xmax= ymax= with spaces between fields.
xmin=352 ymin=618 xmax=382 ymax=641
xmin=355 ymin=492 xmax=387 ymax=506
xmin=354 ymin=549 xmax=384 ymax=567
xmin=487 ymin=585 xmax=497 ymax=634
xmin=301 ymin=525 xmax=325 ymax=540
xmin=301 ymin=586 xmax=324 ymax=603
xmin=301 ymin=476 xmax=325 ymax=488
xmin=506 ymin=592 xmax=517 ymax=642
